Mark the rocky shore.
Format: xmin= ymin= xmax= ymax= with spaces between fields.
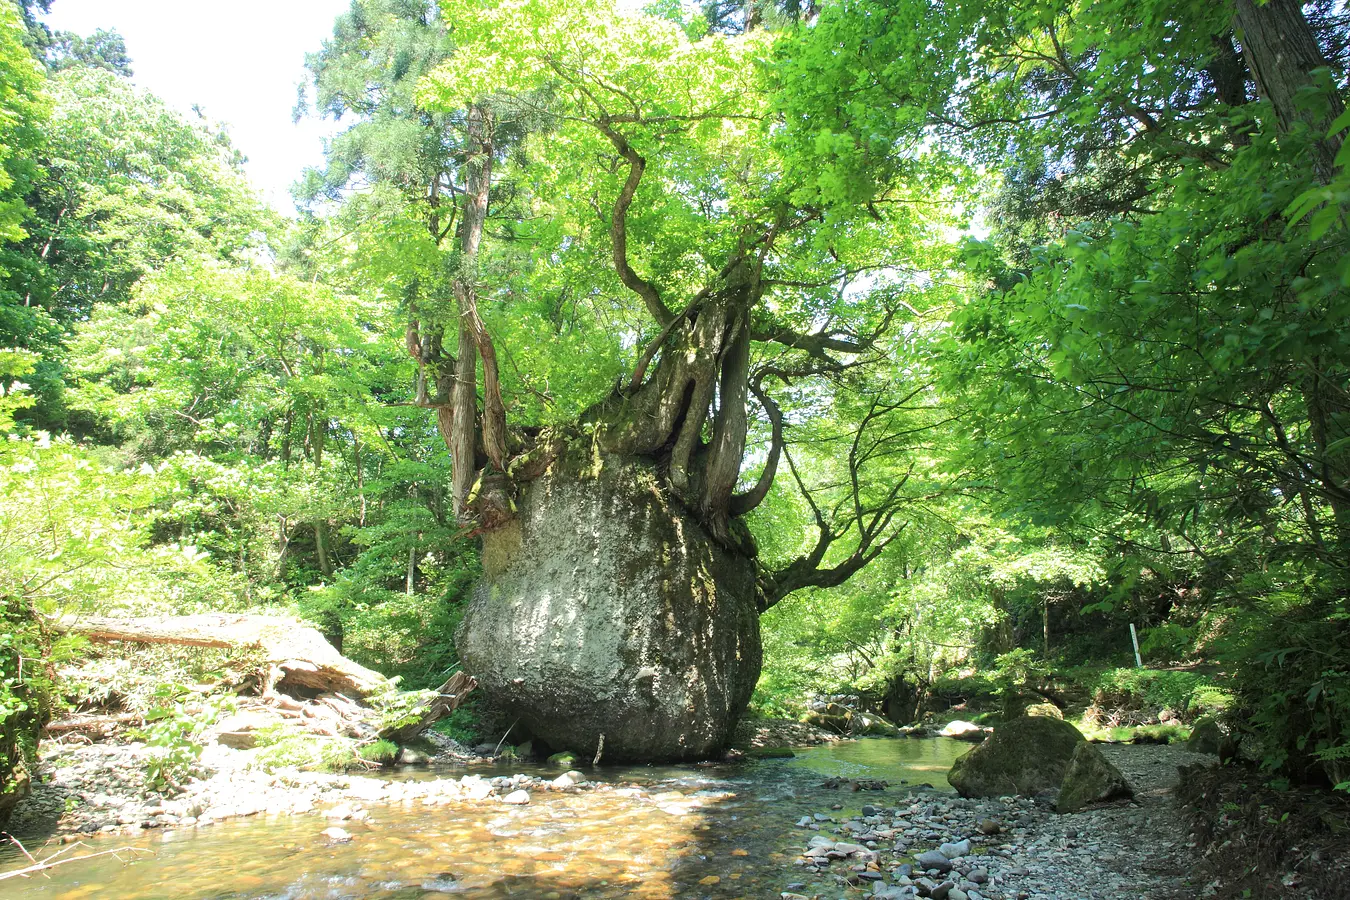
xmin=782 ymin=744 xmax=1215 ymax=900
xmin=7 ymin=715 xmax=842 ymax=840
xmin=4 ymin=725 xmax=1221 ymax=900
xmin=5 ymin=733 xmax=599 ymax=840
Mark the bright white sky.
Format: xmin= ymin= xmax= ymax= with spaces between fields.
xmin=43 ymin=0 xmax=353 ymax=215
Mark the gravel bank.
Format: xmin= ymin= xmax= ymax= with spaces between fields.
xmin=782 ymin=743 xmax=1216 ymax=900
xmin=5 ymin=734 xmax=596 ymax=840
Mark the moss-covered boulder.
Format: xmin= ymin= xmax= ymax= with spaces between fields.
xmin=1186 ymin=716 xmax=1236 ymax=757
xmin=804 ymin=702 xmax=851 ymax=733
xmin=948 ymin=715 xmax=1085 ymax=798
xmin=1057 ymin=742 xmax=1133 ymax=812
xmin=939 ymin=719 xmax=991 ymax=741
xmin=850 ymin=711 xmax=901 ymax=736
xmin=457 ymin=456 xmax=762 ymax=763
xmin=1025 ymin=702 xmax=1064 ymax=719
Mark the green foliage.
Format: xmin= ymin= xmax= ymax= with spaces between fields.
xmin=1138 ymin=623 xmax=1198 ymax=666
xmin=0 ymin=0 xmax=1344 ymax=801
xmin=371 ymin=684 xmax=437 ymax=733
xmin=0 ymin=436 xmax=250 ymax=618
xmin=357 ymin=739 xmax=399 ymax=765
xmin=1210 ymin=578 xmax=1350 ymax=784
xmin=990 ymin=649 xmax=1049 ymax=694
xmin=1081 ymin=723 xmax=1191 ymax=745
xmin=0 ymin=347 xmax=36 ymax=431
xmin=134 ymin=685 xmax=228 ymax=793
xmin=0 ymin=591 xmax=52 ymax=810
xmin=5 ymin=65 xmax=268 ymax=425
xmin=1077 ymin=667 xmax=1230 ymax=721
xmin=252 ymin=727 xmax=359 ymax=773
xmin=431 ymin=700 xmax=483 ymax=747
xmin=63 ymin=644 xmax=263 ymax=714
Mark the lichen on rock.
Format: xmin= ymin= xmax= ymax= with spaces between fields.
xmin=1057 ymin=741 xmax=1134 ymax=812
xmin=456 ymin=454 xmax=762 ymax=762
xmin=948 ymin=715 xmax=1085 ymax=798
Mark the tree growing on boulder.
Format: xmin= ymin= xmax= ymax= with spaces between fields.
xmin=300 ymin=0 xmax=940 ymax=759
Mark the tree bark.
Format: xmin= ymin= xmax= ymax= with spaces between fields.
xmin=1207 ymin=33 xmax=1249 ymax=109
xmin=1234 ymin=0 xmax=1345 ymax=182
xmin=448 ymin=103 xmax=509 ymax=523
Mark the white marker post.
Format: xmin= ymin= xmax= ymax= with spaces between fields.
xmin=1129 ymin=623 xmax=1143 ymax=668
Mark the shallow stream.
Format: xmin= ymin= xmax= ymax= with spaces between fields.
xmin=1 ymin=737 xmax=968 ymax=900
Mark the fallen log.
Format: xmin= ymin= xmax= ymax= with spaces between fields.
xmin=55 ymin=614 xmax=391 ymax=698
xmin=44 ymin=712 xmax=143 ymax=737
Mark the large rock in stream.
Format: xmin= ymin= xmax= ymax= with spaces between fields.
xmin=1057 ymin=741 xmax=1134 ymax=812
xmin=456 ymin=457 xmax=762 ymax=762
xmin=948 ymin=715 xmax=1085 ymax=798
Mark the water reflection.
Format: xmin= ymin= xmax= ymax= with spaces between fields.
xmin=1 ymin=737 xmax=968 ymax=899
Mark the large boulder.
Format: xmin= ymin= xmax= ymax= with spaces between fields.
xmin=1057 ymin=742 xmax=1134 ymax=812
xmin=456 ymin=456 xmax=762 ymax=762
xmin=948 ymin=715 xmax=1085 ymax=798
xmin=850 ymin=711 xmax=901 ymax=737
xmin=939 ymin=720 xmax=990 ymax=741
xmin=804 ymin=702 xmax=851 ymax=733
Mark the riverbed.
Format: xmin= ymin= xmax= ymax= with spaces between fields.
xmin=1 ymin=738 xmax=1210 ymax=900
xmin=1 ymin=738 xmax=966 ymax=899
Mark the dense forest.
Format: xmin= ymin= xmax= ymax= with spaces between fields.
xmin=1 ymin=0 xmax=1348 ymax=895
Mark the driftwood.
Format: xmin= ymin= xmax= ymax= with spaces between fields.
xmin=51 ymin=615 xmax=478 ymax=752
xmin=43 ymin=712 xmax=143 ymax=737
xmin=0 ymin=837 xmax=153 ymax=882
xmin=379 ymin=671 xmax=478 ymax=743
xmin=55 ymin=614 xmax=391 ymax=698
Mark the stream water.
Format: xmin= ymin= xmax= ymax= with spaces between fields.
xmin=1 ymin=737 xmax=968 ymax=900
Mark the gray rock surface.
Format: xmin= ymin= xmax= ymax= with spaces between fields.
xmin=916 ymin=849 xmax=954 ymax=872
xmin=456 ymin=456 xmax=762 ymax=762
xmin=939 ymin=720 xmax=988 ymax=741
xmin=1057 ymin=741 xmax=1134 ymax=812
xmin=1186 ymin=715 xmax=1234 ymax=757
xmin=795 ymin=744 xmax=1216 ymax=900
xmin=948 ymin=716 xmax=1085 ymax=798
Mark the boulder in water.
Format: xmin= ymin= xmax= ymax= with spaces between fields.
xmin=939 ymin=720 xmax=989 ymax=741
xmin=850 ymin=711 xmax=901 ymax=736
xmin=948 ymin=715 xmax=1084 ymax=798
xmin=804 ymin=702 xmax=851 ymax=733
